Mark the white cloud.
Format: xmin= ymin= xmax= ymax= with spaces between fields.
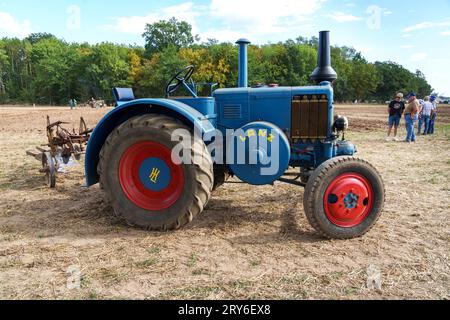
xmin=410 ymin=53 xmax=427 ymax=62
xmin=327 ymin=12 xmax=363 ymax=23
xmin=403 ymin=21 xmax=450 ymax=33
xmin=403 ymin=22 xmax=434 ymax=33
xmin=102 ymin=2 xmax=202 ymax=35
xmin=400 ymin=45 xmax=415 ymax=49
xmin=0 ymin=12 xmax=31 ymax=38
xmin=103 ymin=0 xmax=325 ymax=43
xmin=402 ymin=33 xmax=413 ymax=38
xmin=209 ymin=0 xmax=324 ymax=34
xmin=441 ymin=30 xmax=450 ymax=36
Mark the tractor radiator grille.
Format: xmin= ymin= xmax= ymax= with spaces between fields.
xmin=291 ymin=95 xmax=329 ymax=139
xmin=223 ymin=105 xmax=242 ymax=119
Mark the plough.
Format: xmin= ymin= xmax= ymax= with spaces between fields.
xmin=26 ymin=116 xmax=92 ymax=188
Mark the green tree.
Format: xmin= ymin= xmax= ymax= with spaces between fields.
xmin=142 ymin=17 xmax=198 ymax=57
xmin=26 ymin=33 xmax=56 ymax=45
xmin=30 ymin=37 xmax=71 ymax=104
xmin=82 ymin=43 xmax=131 ymax=100
xmin=136 ymin=45 xmax=184 ymax=97
xmin=411 ymin=70 xmax=432 ymax=98
xmin=348 ymin=54 xmax=380 ymax=101
xmin=1 ymin=38 xmax=33 ymax=102
xmin=0 ymin=44 xmax=8 ymax=96
xmin=371 ymin=62 xmax=432 ymax=102
xmin=0 ymin=20 xmax=434 ymax=105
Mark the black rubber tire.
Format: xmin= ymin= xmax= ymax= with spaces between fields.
xmin=98 ymin=114 xmax=213 ymax=231
xmin=303 ymin=156 xmax=385 ymax=239
xmin=213 ymin=166 xmax=230 ymax=191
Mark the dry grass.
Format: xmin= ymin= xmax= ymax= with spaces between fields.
xmin=0 ymin=104 xmax=449 ymax=300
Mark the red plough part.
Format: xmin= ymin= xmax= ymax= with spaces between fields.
xmin=26 ymin=116 xmax=93 ymax=188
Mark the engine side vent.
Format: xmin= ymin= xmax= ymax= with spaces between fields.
xmin=223 ymin=104 xmax=242 ymax=119
xmin=291 ymin=95 xmax=329 ymax=140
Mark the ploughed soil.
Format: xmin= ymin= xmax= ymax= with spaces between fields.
xmin=0 ymin=104 xmax=449 ymax=300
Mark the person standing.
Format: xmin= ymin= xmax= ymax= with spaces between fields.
xmin=404 ymin=92 xmax=420 ymax=143
xmin=69 ymin=98 xmax=77 ymax=110
xmin=386 ymin=93 xmax=405 ymax=141
xmin=417 ymin=99 xmax=425 ymax=134
xmin=420 ymin=96 xmax=433 ymax=135
xmin=428 ymin=96 xmax=438 ymax=134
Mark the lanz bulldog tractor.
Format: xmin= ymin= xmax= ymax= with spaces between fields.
xmin=85 ymin=31 xmax=385 ymax=239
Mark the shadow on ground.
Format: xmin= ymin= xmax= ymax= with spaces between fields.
xmin=0 ymin=177 xmax=325 ymax=244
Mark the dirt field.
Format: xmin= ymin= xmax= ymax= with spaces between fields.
xmin=0 ymin=104 xmax=449 ymax=300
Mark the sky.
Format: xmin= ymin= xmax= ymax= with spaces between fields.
xmin=1 ymin=0 xmax=450 ymax=95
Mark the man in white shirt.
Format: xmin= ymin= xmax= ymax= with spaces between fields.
xmin=421 ymin=96 xmax=433 ymax=135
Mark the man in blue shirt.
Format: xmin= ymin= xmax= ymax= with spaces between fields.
xmin=428 ymin=96 xmax=438 ymax=134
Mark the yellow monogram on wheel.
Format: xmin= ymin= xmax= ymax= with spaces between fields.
xmin=149 ymin=168 xmax=161 ymax=183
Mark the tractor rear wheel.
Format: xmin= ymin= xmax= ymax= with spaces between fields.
xmin=98 ymin=114 xmax=213 ymax=231
xmin=303 ymin=156 xmax=385 ymax=239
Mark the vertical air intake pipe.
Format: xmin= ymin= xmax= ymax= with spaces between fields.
xmin=236 ymin=38 xmax=251 ymax=88
xmin=310 ymin=31 xmax=338 ymax=84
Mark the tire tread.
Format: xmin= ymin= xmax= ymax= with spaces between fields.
xmin=303 ymin=156 xmax=385 ymax=239
xmin=98 ymin=114 xmax=213 ymax=230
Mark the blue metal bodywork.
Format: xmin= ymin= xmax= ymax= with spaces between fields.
xmin=85 ymin=98 xmax=216 ymax=186
xmin=213 ymin=82 xmax=341 ymax=168
xmin=214 ymin=84 xmax=333 ymax=135
xmin=228 ymin=121 xmax=292 ymax=185
xmin=85 ymin=36 xmax=356 ymax=187
xmin=85 ymin=83 xmax=355 ymax=186
xmin=236 ymin=39 xmax=251 ymax=88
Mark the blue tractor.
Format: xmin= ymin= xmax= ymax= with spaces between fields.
xmin=85 ymin=31 xmax=385 ymax=239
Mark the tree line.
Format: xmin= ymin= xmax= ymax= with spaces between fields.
xmin=0 ymin=18 xmax=433 ymax=105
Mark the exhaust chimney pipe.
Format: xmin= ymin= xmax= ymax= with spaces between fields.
xmin=310 ymin=31 xmax=337 ymax=84
xmin=236 ymin=38 xmax=251 ymax=88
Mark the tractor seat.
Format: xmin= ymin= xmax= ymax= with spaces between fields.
xmin=113 ymin=87 xmax=135 ymax=103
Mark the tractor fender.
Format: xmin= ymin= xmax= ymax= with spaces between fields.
xmin=85 ymin=98 xmax=215 ymax=187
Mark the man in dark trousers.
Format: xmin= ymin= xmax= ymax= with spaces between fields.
xmin=428 ymin=95 xmax=438 ymax=134
xmin=386 ymin=92 xmax=405 ymax=141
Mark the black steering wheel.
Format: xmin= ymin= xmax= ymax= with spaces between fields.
xmin=166 ymin=65 xmax=195 ymax=96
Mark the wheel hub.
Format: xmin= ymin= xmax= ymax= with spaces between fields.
xmin=324 ymin=173 xmax=374 ymax=228
xmin=343 ymin=192 xmax=359 ymax=210
xmin=119 ymin=141 xmax=184 ymax=211
xmin=138 ymin=157 xmax=172 ymax=192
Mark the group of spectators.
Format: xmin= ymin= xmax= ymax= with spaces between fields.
xmin=69 ymin=98 xmax=78 ymax=110
xmin=386 ymin=92 xmax=438 ymax=143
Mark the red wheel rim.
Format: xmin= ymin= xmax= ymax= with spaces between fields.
xmin=119 ymin=141 xmax=184 ymax=211
xmin=323 ymin=173 xmax=374 ymax=228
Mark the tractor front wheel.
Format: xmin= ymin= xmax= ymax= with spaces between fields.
xmin=98 ymin=114 xmax=213 ymax=231
xmin=303 ymin=156 xmax=385 ymax=239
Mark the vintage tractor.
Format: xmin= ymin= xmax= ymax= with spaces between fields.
xmin=84 ymin=31 xmax=385 ymax=239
